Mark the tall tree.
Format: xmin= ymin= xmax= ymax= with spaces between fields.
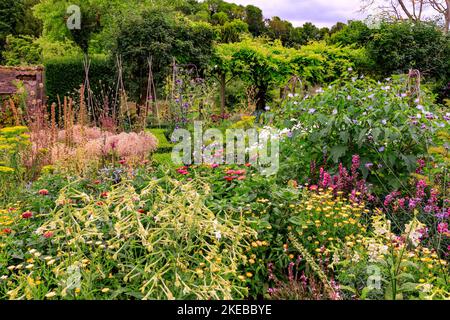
xmin=245 ymin=5 xmax=265 ymax=36
xmin=363 ymin=0 xmax=450 ymax=33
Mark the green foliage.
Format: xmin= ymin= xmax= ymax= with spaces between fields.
xmin=146 ymin=128 xmax=174 ymax=153
xmin=219 ymin=39 xmax=295 ymax=111
xmin=0 ymin=177 xmax=256 ymax=299
xmin=44 ymin=54 xmax=114 ymax=104
xmin=218 ymin=19 xmax=249 ymax=43
xmin=366 ymin=21 xmax=450 ymax=81
xmin=0 ymin=0 xmax=42 ymax=63
xmin=329 ymin=21 xmax=372 ymax=47
xmin=278 ymin=76 xmax=447 ymax=190
xmin=292 ymin=42 xmax=370 ymax=84
xmin=245 ymin=5 xmax=265 ymax=37
xmin=2 ymin=35 xmax=42 ymax=66
xmin=112 ymin=8 xmax=215 ymax=102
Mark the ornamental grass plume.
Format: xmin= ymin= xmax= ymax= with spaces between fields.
xmin=84 ymin=131 xmax=158 ymax=164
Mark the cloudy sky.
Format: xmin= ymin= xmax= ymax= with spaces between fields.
xmin=228 ymin=0 xmax=368 ymax=27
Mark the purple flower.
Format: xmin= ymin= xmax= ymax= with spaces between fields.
xmin=378 ymin=146 xmax=385 ymax=152
xmin=425 ymin=112 xmax=434 ymax=120
xmin=308 ymin=108 xmax=316 ymax=114
xmin=365 ymin=162 xmax=374 ymax=170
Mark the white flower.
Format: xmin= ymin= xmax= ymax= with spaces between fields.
xmin=214 ymin=231 xmax=222 ymax=240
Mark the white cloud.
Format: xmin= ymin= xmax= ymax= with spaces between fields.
xmin=228 ymin=0 xmax=366 ymax=27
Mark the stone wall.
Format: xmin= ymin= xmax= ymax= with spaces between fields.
xmin=0 ymin=66 xmax=45 ymax=106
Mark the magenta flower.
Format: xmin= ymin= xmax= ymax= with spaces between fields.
xmin=437 ymin=222 xmax=449 ymax=234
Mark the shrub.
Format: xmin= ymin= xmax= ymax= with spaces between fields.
xmin=1 ymin=35 xmax=42 ymax=66
xmin=277 ymin=76 xmax=448 ymax=190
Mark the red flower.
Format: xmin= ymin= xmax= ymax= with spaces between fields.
xmin=2 ymin=228 xmax=12 ymax=234
xmin=93 ymin=180 xmax=101 ymax=185
xmin=309 ymin=185 xmax=318 ymax=191
xmin=96 ymin=201 xmax=105 ymax=206
xmin=177 ymin=168 xmax=189 ymax=175
xmin=22 ymin=211 xmax=33 ymax=219
xmin=245 ymin=163 xmax=251 ymax=167
xmin=119 ymin=159 xmax=127 ymax=165
xmin=224 ymin=176 xmax=234 ymax=182
xmin=101 ymin=192 xmax=109 ymax=198
xmin=137 ymin=209 xmax=146 ymax=214
xmin=38 ymin=189 xmax=49 ymax=196
xmin=43 ymin=231 xmax=53 ymax=239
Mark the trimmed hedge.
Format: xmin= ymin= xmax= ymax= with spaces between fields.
xmin=44 ymin=55 xmax=115 ymax=104
xmin=146 ymin=128 xmax=174 ymax=154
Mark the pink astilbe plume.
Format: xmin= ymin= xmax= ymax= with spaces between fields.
xmin=57 ymin=125 xmax=113 ymax=145
xmin=84 ymin=131 xmax=158 ymax=163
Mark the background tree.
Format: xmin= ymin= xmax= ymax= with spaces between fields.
xmin=363 ymin=0 xmax=450 ymax=33
xmin=113 ymin=8 xmax=215 ymax=103
xmin=265 ymin=17 xmax=294 ymax=45
xmin=365 ymin=21 xmax=450 ymax=81
xmin=0 ymin=0 xmax=42 ymax=63
xmin=245 ymin=5 xmax=266 ymax=36
xmin=219 ymin=20 xmax=249 ymax=43
xmin=329 ymin=20 xmax=373 ymax=46
xmin=228 ymin=39 xmax=294 ymax=112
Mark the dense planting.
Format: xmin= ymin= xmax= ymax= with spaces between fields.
xmin=0 ymin=0 xmax=449 ymax=301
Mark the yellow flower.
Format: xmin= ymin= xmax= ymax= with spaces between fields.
xmin=45 ymin=291 xmax=57 ymax=298
xmin=101 ymin=288 xmax=110 ymax=293
xmin=246 ymin=272 xmax=253 ymax=278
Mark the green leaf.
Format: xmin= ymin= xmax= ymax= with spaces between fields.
xmin=330 ymin=145 xmax=348 ymax=163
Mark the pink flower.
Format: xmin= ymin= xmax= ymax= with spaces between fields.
xmin=309 ymin=185 xmax=318 ymax=191
xmin=437 ymin=223 xmax=449 ymax=234
xmin=22 ymin=211 xmax=33 ymax=219
xmin=211 ymin=163 xmax=219 ymax=168
xmin=43 ymin=231 xmax=53 ymax=239
xmin=38 ymin=189 xmax=49 ymax=196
